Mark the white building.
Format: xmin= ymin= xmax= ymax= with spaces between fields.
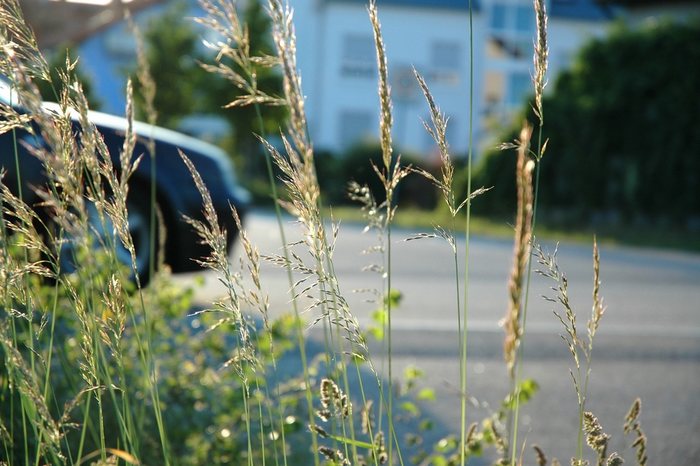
xmin=290 ymin=0 xmax=613 ymax=158
xmin=68 ymin=0 xmax=614 ymax=158
xmin=290 ymin=0 xmax=482 ymax=158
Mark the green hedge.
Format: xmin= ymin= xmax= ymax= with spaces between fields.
xmin=473 ymin=19 xmax=700 ymax=226
xmin=318 ymin=141 xmax=439 ymax=209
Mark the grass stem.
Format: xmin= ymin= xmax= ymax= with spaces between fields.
xmin=460 ymin=2 xmax=474 ymax=465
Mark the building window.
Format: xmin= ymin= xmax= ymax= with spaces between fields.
xmin=392 ymin=64 xmax=420 ymax=102
xmin=341 ymin=34 xmax=375 ymax=78
xmin=483 ymin=70 xmax=530 ymax=114
xmin=339 ymin=110 xmax=375 ymax=150
xmin=487 ymin=1 xmax=534 ymax=60
xmin=506 ymin=72 xmax=531 ymax=107
xmin=490 ymin=3 xmax=508 ymax=29
xmin=484 ymin=70 xmax=505 ymax=112
xmin=429 ymin=41 xmax=461 ymax=85
xmin=515 ymin=5 xmax=535 ymax=33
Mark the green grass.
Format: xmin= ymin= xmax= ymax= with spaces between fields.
xmin=326 ymin=205 xmax=700 ymax=253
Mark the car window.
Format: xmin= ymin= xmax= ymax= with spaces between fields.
xmin=0 ymin=78 xmax=17 ymax=106
xmin=0 ymin=78 xmax=32 ymax=109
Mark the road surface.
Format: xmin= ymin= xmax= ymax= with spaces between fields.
xmin=174 ymin=210 xmax=700 ymax=465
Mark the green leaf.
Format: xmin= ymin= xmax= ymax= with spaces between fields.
xmin=384 ymin=288 xmax=403 ymax=307
xmin=404 ymin=365 xmax=424 ymax=381
xmin=420 ymin=419 xmax=434 ymax=431
xmin=372 ymin=308 xmax=387 ymax=326
xmin=467 ymin=440 xmax=483 ymax=456
xmin=435 ymin=436 xmax=458 ymax=453
xmin=401 ymin=401 xmax=419 ymax=416
xmin=368 ymin=326 xmax=384 ymax=341
xmin=417 ymin=388 xmax=436 ymax=401
xmin=325 ymin=434 xmax=374 ymax=449
xmin=519 ymin=378 xmax=540 ymax=401
xmin=502 ymin=378 xmax=540 ymax=410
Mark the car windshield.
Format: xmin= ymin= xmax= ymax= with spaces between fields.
xmin=0 ymin=77 xmax=23 ymax=107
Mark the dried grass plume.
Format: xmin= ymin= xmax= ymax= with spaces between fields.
xmin=503 ymin=122 xmax=535 ymax=377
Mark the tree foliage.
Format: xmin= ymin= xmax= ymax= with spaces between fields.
xmin=37 ymin=45 xmax=101 ymax=109
xmin=132 ymin=1 xmax=207 ymax=128
xmin=200 ymin=0 xmax=286 ymax=177
xmin=132 ymin=0 xmax=285 ymax=173
xmin=474 ymin=19 xmax=700 ymax=225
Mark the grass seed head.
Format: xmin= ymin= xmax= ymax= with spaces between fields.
xmin=0 ymin=0 xmax=49 ymax=80
xmin=533 ymin=444 xmax=548 ymax=466
xmin=624 ymin=398 xmax=641 ymax=433
xmin=503 ymin=122 xmax=534 ymax=377
xmin=533 ymin=0 xmax=549 ymax=123
xmin=368 ymin=0 xmax=393 ymax=175
xmin=127 ymin=11 xmax=158 ymax=127
xmin=606 ymin=453 xmax=624 ymax=466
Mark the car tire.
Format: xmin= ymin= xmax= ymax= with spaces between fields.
xmin=57 ymin=187 xmax=159 ymax=285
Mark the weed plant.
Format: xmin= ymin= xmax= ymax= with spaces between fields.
xmin=0 ymin=0 xmax=648 ymax=465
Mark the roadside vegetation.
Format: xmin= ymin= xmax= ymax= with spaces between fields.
xmin=474 ymin=18 xmax=700 ymax=238
xmin=0 ymin=0 xmax=657 ymax=465
xmin=327 ymin=205 xmax=700 ymax=254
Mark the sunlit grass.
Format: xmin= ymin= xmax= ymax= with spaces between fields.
xmin=326 ymin=205 xmax=700 ymax=253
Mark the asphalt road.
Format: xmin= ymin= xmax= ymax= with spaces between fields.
xmin=175 ymin=210 xmax=700 ymax=465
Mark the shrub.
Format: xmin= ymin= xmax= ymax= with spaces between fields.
xmin=475 ymin=18 xmax=700 ymax=226
xmin=334 ymin=141 xmax=438 ymax=209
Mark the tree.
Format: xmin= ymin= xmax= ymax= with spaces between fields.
xmin=131 ymin=1 xmax=207 ymax=129
xmin=132 ymin=0 xmax=285 ymax=179
xmin=37 ymin=45 xmax=101 ymax=109
xmin=474 ymin=19 xmax=700 ymax=225
xmin=200 ymin=0 xmax=286 ymax=178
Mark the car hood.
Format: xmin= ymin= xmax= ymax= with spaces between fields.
xmin=40 ymin=101 xmax=250 ymax=204
xmin=42 ymin=102 xmax=227 ymax=160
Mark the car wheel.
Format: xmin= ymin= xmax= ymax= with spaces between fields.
xmin=58 ymin=189 xmax=158 ymax=285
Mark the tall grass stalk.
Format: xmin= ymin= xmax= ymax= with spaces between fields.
xmin=126 ymin=10 xmax=159 ymax=286
xmin=367 ymin=2 xmax=395 ymax=464
xmin=194 ymin=1 xmax=302 ymax=462
xmin=535 ymin=238 xmax=607 ymax=464
xmin=261 ymin=1 xmax=383 ymax=464
xmin=461 ymin=2 xmax=475 ymax=465
xmin=62 ymin=76 xmax=145 ymax=464
xmin=259 ymin=2 xmax=416 ymax=465
xmin=411 ymin=63 xmax=491 ymax=466
xmin=0 ymin=25 xmax=87 ymax=463
xmin=502 ymin=122 xmax=534 ymax=465
xmin=262 ymin=0 xmax=338 ymax=463
xmin=180 ymin=150 xmax=262 ymax=466
xmin=368 ymin=2 xmax=424 ymax=464
xmin=507 ymin=0 xmax=548 ymax=462
xmin=125 ymin=42 xmax=173 ymax=466
xmin=0 ymin=10 xmax=50 ymax=459
xmin=122 ymin=14 xmax=177 ymax=464
xmin=8 ymin=80 xmax=34 ymax=466
xmin=0 ymin=6 xmax=178 ymax=461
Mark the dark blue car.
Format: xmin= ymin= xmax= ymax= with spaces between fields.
xmin=0 ymin=78 xmax=250 ymax=282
